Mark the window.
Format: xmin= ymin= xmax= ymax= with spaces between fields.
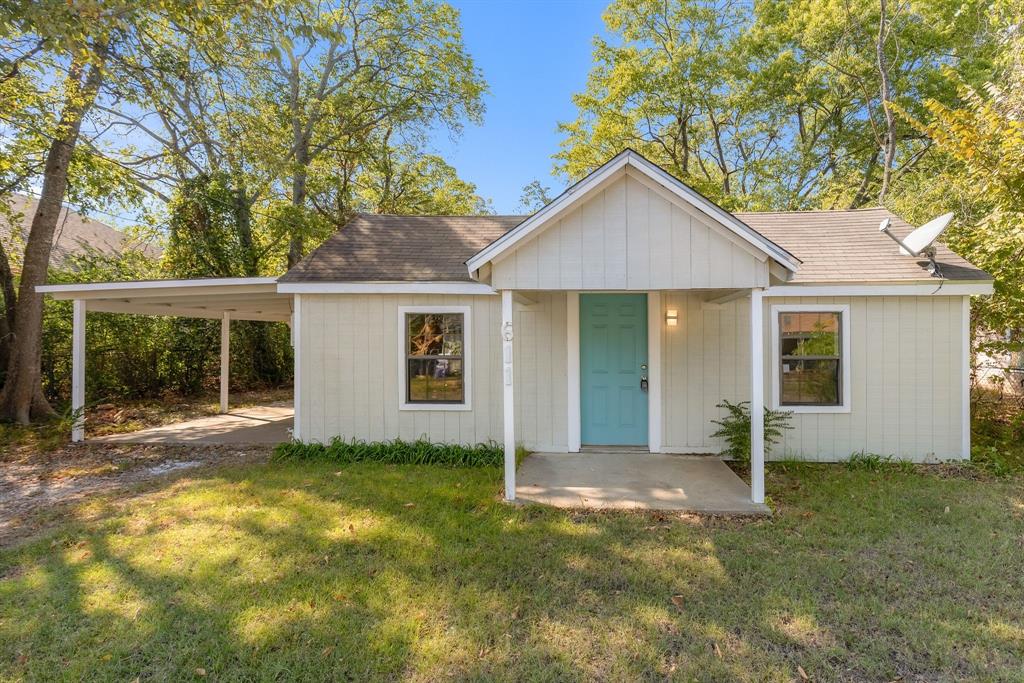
xmin=772 ymin=305 xmax=850 ymax=413
xmin=400 ymin=307 xmax=471 ymax=410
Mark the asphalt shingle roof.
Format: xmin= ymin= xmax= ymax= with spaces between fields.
xmin=280 ymin=214 xmax=523 ymax=283
xmin=280 ymin=208 xmax=989 ymax=284
xmin=2 ymin=194 xmax=159 ymax=271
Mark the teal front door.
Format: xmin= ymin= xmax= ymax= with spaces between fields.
xmin=580 ymin=293 xmax=648 ymax=446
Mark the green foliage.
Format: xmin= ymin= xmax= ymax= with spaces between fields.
xmin=516 ymin=180 xmax=553 ymax=213
xmin=709 ymin=399 xmax=792 ymax=465
xmin=272 ymin=437 xmax=503 ymax=468
xmin=557 ymin=0 xmax=999 ymax=209
xmin=39 ymin=248 xmax=292 ymax=404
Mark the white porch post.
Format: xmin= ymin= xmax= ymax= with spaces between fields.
xmin=71 ymin=299 xmax=86 ymax=442
xmin=219 ymin=311 xmax=230 ymax=413
xmin=501 ymin=289 xmax=516 ymax=501
xmin=750 ymin=288 xmax=765 ymax=504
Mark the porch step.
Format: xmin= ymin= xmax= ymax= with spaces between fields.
xmin=580 ymin=445 xmax=653 ymax=454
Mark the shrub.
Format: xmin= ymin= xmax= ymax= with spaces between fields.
xmin=710 ymin=400 xmax=792 ymax=466
xmin=272 ymin=437 xmax=504 ymax=468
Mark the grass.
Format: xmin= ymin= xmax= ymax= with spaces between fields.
xmin=1 ymin=460 xmax=1022 ymax=681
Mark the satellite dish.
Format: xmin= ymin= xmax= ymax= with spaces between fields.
xmin=879 ymin=212 xmax=954 ymax=257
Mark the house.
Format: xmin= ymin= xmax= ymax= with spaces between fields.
xmin=2 ymin=193 xmax=159 ymax=269
xmin=38 ymin=150 xmax=993 ymax=505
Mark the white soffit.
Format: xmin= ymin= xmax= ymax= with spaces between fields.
xmin=36 ymin=277 xmax=291 ymax=322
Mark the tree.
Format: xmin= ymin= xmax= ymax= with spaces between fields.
xmin=898 ymin=9 xmax=1024 ymax=354
xmin=516 ymin=180 xmax=553 ymax=213
xmin=557 ymin=0 xmax=998 ymax=210
xmin=0 ymin=0 xmax=225 ymax=423
xmin=246 ymin=0 xmax=487 ymax=266
xmin=0 ymin=2 xmax=110 ymax=421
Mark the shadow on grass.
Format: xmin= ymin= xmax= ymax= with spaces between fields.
xmin=1 ymin=461 xmax=1022 ymax=680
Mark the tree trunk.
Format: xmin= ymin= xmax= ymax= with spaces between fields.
xmin=287 ymin=147 xmax=308 ymax=269
xmin=876 ymin=0 xmax=896 ymax=204
xmin=0 ymin=53 xmax=104 ymax=424
xmin=0 ymin=236 xmax=16 ymax=378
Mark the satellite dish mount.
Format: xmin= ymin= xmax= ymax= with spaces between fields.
xmin=879 ymin=212 xmax=954 ymax=277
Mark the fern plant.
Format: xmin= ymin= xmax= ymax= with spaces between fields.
xmin=710 ymin=400 xmax=793 ymax=466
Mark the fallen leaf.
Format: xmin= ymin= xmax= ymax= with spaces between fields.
xmin=348 ymin=524 xmax=355 ymax=534
xmin=403 ymin=502 xmax=416 ymax=508
xmin=713 ymin=642 xmax=722 ymax=658
xmin=321 ymin=646 xmax=334 ymax=657
xmin=670 ymin=594 xmax=685 ymax=608
xmin=797 ymin=665 xmax=808 ymax=680
xmin=334 ymin=594 xmax=348 ymax=601
xmin=334 ymin=471 xmax=343 ymax=477
xmin=102 ymin=654 xmax=113 ymax=661
xmin=944 ymin=505 xmax=950 ymax=514
xmin=195 ymin=667 xmax=207 ymax=677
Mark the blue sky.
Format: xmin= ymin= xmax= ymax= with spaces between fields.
xmin=432 ymin=0 xmax=609 ymax=214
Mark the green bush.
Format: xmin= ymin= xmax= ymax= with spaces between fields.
xmin=710 ymin=400 xmax=793 ymax=466
xmin=272 ymin=437 xmax=504 ymax=468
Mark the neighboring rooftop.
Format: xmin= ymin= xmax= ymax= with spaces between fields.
xmin=282 ymin=207 xmax=989 ymax=285
xmin=1 ymin=194 xmax=158 ymax=270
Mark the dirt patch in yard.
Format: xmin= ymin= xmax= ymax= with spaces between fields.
xmin=0 ymin=443 xmax=272 ymax=547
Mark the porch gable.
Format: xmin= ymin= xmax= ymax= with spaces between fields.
xmin=469 ymin=149 xmax=798 ymax=291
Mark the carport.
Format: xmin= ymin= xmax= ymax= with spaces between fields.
xmin=37 ymin=278 xmax=293 ymax=442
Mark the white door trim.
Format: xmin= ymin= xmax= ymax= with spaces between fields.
xmin=647 ymin=292 xmax=662 ymax=453
xmin=567 ymin=292 xmax=581 ymax=452
xmin=571 ymin=292 xmax=658 ymax=452
xmin=961 ymin=296 xmax=971 ymax=460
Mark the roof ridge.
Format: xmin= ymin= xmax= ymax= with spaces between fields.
xmin=737 ymin=206 xmax=888 ymax=215
xmin=356 ymin=212 xmax=528 ymax=219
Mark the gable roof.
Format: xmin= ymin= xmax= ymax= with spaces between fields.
xmin=465 ymin=149 xmax=801 ymax=274
xmin=280 ymin=207 xmax=988 ymax=285
xmin=1 ymin=194 xmax=158 ymax=270
xmin=279 ymin=214 xmax=522 ymax=283
xmin=740 ymin=208 xmax=989 ymax=283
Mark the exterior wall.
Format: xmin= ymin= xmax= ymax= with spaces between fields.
xmin=513 ymin=292 xmax=569 ymax=451
xmin=297 ymin=291 xmax=967 ymax=463
xmin=657 ymin=293 xmax=967 ymax=461
xmin=659 ymin=293 xmax=751 ymax=453
xmin=491 ymin=172 xmax=769 ymax=290
xmin=297 ymin=293 xmax=504 ymax=445
xmin=762 ymin=295 xmax=967 ymax=462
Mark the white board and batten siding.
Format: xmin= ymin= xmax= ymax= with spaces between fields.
xmin=490 ymin=172 xmax=769 ymax=291
xmin=656 ymin=293 xmax=968 ymax=461
xmin=297 ymin=294 xmax=503 ymax=445
xmin=761 ymin=296 xmax=968 ymax=462
xmin=297 ymin=292 xmax=568 ymax=452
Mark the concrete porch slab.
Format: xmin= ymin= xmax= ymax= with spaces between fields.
xmin=515 ymin=452 xmax=770 ymax=515
xmin=90 ymin=405 xmax=293 ymax=445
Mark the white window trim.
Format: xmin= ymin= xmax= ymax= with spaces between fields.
xmin=398 ymin=305 xmax=472 ymax=412
xmin=770 ymin=303 xmax=851 ymax=414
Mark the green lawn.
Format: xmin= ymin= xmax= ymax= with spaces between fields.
xmin=1 ymin=461 xmax=1022 ymax=681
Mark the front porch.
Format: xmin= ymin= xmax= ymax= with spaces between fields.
xmin=516 ymin=451 xmax=770 ymax=514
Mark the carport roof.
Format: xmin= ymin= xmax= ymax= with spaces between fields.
xmin=36 ymin=277 xmax=292 ymax=322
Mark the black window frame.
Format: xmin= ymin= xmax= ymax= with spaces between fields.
xmin=778 ymin=310 xmax=843 ymax=407
xmin=404 ymin=312 xmax=466 ymax=405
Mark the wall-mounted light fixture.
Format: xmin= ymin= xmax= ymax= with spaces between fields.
xmin=666 ymin=309 xmax=678 ymax=327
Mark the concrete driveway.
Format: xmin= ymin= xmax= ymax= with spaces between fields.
xmin=91 ymin=405 xmax=293 ymax=445
xmin=516 ymin=451 xmax=770 ymax=515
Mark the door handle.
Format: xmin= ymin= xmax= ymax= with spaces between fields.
xmin=640 ymin=363 xmax=648 ymax=393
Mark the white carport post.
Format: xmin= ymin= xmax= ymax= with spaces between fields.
xmin=501 ymin=289 xmax=516 ymax=501
xmin=219 ymin=311 xmax=230 ymax=413
xmin=71 ymin=299 xmax=86 ymax=442
xmin=750 ymin=288 xmax=765 ymax=504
